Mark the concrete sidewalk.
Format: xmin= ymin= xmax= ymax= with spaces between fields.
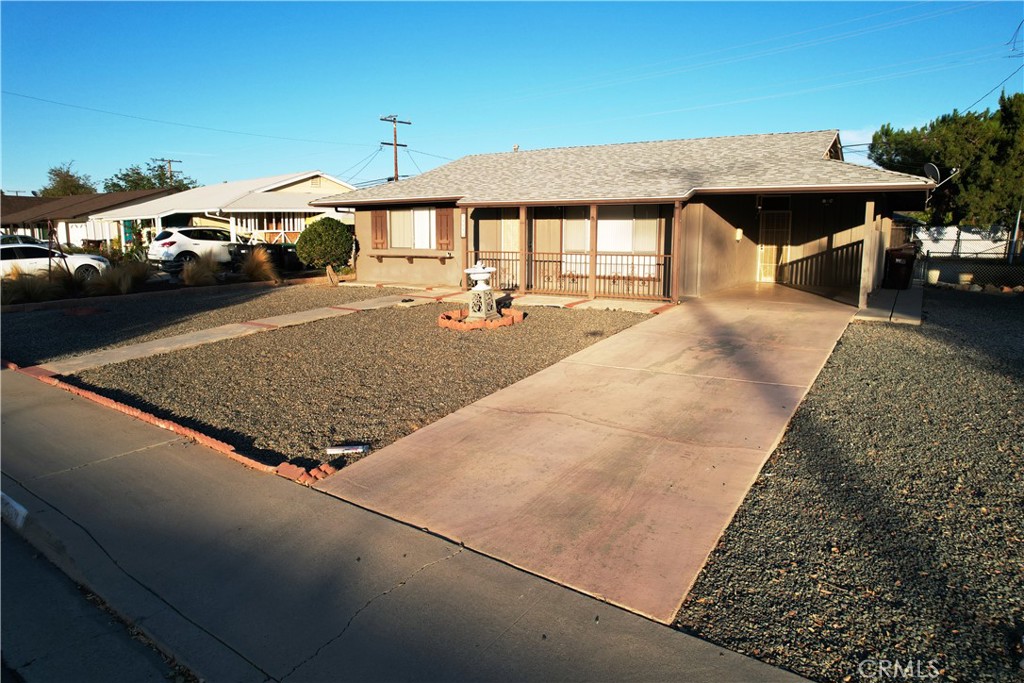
xmin=1 ymin=369 xmax=805 ymax=683
xmin=317 ymin=283 xmax=856 ymax=623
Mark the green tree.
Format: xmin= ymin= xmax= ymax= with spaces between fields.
xmin=295 ymin=217 xmax=354 ymax=270
xmin=39 ymin=162 xmax=96 ymax=197
xmin=103 ymin=160 xmax=199 ymax=192
xmin=869 ymin=92 xmax=1024 ymax=229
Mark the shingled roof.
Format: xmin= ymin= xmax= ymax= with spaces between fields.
xmin=94 ymin=171 xmax=352 ymax=221
xmin=2 ymin=188 xmax=178 ymax=226
xmin=313 ymin=130 xmax=931 ymax=208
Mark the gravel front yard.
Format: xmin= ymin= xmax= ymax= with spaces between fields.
xmin=0 ymin=282 xmax=411 ymax=366
xmin=69 ymin=302 xmax=649 ymax=467
xmin=676 ymin=289 xmax=1024 ymax=683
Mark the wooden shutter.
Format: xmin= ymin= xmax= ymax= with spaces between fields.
xmin=371 ymin=210 xmax=388 ymax=250
xmin=435 ymin=208 xmax=455 ymax=251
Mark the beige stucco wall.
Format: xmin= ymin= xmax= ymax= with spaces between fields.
xmin=353 ymin=208 xmax=465 ymax=287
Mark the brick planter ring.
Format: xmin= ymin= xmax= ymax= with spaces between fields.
xmin=438 ymin=308 xmax=525 ymax=331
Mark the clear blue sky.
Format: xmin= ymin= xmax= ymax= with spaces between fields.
xmin=2 ymin=1 xmax=1021 ymax=193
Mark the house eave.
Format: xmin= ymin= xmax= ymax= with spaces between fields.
xmin=311 ymin=195 xmax=464 ymax=208
xmin=311 ymin=181 xmax=932 ymax=211
xmin=689 ymin=182 xmax=934 ymax=197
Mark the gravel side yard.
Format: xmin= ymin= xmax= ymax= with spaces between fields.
xmin=70 ymin=303 xmax=649 ymax=467
xmin=0 ymin=283 xmax=411 ymax=366
xmin=676 ymin=289 xmax=1024 ymax=683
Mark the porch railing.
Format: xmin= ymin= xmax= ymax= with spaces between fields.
xmin=470 ymin=250 xmax=672 ymax=301
xmin=778 ymin=240 xmax=863 ymax=290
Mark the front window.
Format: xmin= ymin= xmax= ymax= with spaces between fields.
xmin=389 ymin=208 xmax=436 ymax=249
xmin=597 ymin=205 xmax=660 ymax=254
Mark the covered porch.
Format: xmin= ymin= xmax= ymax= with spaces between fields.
xmin=467 ymin=204 xmax=675 ymax=301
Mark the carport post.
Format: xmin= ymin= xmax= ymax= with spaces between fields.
xmin=229 ymin=215 xmax=237 ymax=243
xmin=459 ymin=208 xmax=469 ymax=289
xmin=518 ymin=205 xmax=528 ymax=295
xmin=671 ymin=201 xmax=683 ymax=301
xmin=588 ymin=204 xmax=598 ymax=299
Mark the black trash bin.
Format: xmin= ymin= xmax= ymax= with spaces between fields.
xmin=279 ymin=243 xmax=303 ymax=272
xmin=232 ymin=243 xmax=286 ymax=271
xmin=882 ymin=245 xmax=916 ymax=289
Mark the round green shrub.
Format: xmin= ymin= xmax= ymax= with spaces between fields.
xmin=296 ymin=217 xmax=354 ymax=270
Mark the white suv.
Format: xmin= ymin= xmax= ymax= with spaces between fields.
xmin=0 ymin=244 xmax=110 ymax=280
xmin=147 ymin=227 xmax=235 ymax=272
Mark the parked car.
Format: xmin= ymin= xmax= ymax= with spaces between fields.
xmin=1 ymin=234 xmax=47 ymax=246
xmin=147 ymin=227 xmax=236 ymax=272
xmin=0 ymin=244 xmax=110 ymax=280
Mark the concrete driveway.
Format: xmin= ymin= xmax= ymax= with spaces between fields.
xmin=316 ymin=283 xmax=856 ymax=623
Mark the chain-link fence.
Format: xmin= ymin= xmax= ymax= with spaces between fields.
xmin=916 ymin=253 xmax=1024 ymax=287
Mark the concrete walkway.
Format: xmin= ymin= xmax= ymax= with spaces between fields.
xmin=316 ymin=283 xmax=856 ymax=623
xmin=1 ymin=368 xmax=805 ymax=683
xmin=855 ymin=284 xmax=924 ymax=325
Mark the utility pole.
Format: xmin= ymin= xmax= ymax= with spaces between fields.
xmin=380 ymin=115 xmax=411 ymax=182
xmin=152 ymin=158 xmax=182 ymax=186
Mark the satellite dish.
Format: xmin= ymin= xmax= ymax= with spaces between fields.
xmin=923 ymin=163 xmax=941 ymax=183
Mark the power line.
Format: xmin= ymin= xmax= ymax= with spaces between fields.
xmin=962 ymin=64 xmax=1024 ymax=112
xmin=345 ymin=147 xmax=384 ymax=183
xmin=506 ymin=2 xmax=985 ymax=104
xmin=2 ymin=90 xmax=375 ymax=148
xmin=404 ymin=148 xmax=423 ymax=175
xmin=407 ymin=148 xmax=453 ymax=161
xmin=335 ymin=148 xmax=385 ymax=179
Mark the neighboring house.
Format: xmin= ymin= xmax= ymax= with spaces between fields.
xmin=916 ymin=225 xmax=1009 ymax=259
xmin=1 ymin=189 xmax=176 ymax=247
xmin=0 ymin=192 xmax=59 ymax=219
xmin=312 ymin=130 xmax=932 ymax=307
xmin=92 ymin=171 xmax=355 ymax=248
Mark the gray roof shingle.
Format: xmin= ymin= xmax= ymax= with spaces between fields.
xmin=315 ymin=131 xmax=931 ymax=207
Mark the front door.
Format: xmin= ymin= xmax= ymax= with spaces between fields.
xmin=758 ymin=210 xmax=792 ymax=282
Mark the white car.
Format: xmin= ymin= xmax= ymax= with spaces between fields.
xmin=0 ymin=234 xmax=47 ymax=246
xmin=0 ymin=244 xmax=110 ymax=280
xmin=147 ymin=227 xmax=236 ymax=272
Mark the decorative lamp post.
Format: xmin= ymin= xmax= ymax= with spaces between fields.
xmin=464 ymin=261 xmax=500 ymax=321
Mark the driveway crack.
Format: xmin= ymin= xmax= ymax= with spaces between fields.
xmin=280 ymin=548 xmax=464 ymax=681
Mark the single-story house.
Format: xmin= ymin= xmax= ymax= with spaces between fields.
xmin=93 ymin=171 xmax=355 ymax=248
xmin=2 ymin=189 xmax=178 ymax=247
xmin=312 ymin=130 xmax=933 ymax=307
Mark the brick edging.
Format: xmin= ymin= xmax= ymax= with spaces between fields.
xmin=438 ymin=308 xmax=525 ymax=331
